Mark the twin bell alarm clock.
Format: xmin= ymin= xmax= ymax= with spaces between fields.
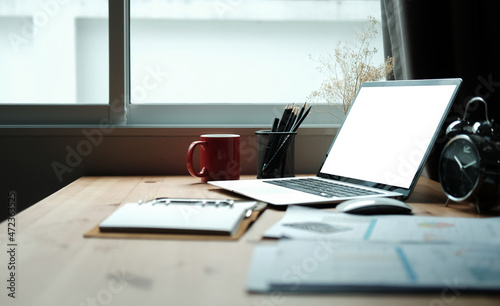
xmin=439 ymin=97 xmax=500 ymax=213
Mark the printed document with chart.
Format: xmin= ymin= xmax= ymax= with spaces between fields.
xmin=263 ymin=206 xmax=500 ymax=244
xmin=247 ymin=206 xmax=500 ymax=293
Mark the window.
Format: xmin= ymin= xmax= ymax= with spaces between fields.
xmin=127 ymin=0 xmax=383 ymax=125
xmin=0 ymin=0 xmax=110 ymax=124
xmin=0 ymin=0 xmax=383 ymax=126
xmin=1 ymin=1 xmax=108 ymax=104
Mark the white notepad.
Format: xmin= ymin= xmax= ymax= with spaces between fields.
xmin=99 ymin=200 xmax=257 ymax=236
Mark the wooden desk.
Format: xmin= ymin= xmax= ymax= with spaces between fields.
xmin=1 ymin=176 xmax=499 ymax=306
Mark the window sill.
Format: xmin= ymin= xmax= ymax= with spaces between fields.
xmin=0 ymin=124 xmax=340 ymax=137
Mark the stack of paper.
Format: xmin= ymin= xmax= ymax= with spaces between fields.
xmin=263 ymin=206 xmax=500 ymax=244
xmin=248 ymin=206 xmax=500 ymax=293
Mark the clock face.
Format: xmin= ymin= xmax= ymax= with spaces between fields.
xmin=439 ymin=136 xmax=481 ymax=200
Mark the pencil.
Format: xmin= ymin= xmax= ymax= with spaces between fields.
xmin=291 ymin=102 xmax=307 ymax=131
xmin=284 ymin=105 xmax=298 ymax=132
xmin=292 ymin=104 xmax=311 ymax=132
xmin=277 ymin=104 xmax=291 ymax=132
xmin=271 ymin=117 xmax=279 ymax=132
xmin=264 ymin=106 xmax=287 ymax=166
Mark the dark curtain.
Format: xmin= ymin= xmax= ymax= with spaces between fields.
xmin=381 ymin=0 xmax=500 ymax=181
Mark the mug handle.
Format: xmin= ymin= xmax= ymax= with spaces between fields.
xmin=186 ymin=141 xmax=208 ymax=178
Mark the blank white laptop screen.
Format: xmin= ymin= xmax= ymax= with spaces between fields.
xmin=319 ymin=84 xmax=458 ymax=189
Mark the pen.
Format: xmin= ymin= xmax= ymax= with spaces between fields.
xmin=140 ymin=198 xmax=235 ymax=206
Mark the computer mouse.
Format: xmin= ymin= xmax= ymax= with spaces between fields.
xmin=336 ymin=197 xmax=412 ymax=215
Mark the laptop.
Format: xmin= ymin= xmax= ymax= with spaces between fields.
xmin=210 ymin=78 xmax=462 ymax=205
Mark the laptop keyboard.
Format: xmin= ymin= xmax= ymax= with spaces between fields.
xmin=265 ymin=178 xmax=382 ymax=198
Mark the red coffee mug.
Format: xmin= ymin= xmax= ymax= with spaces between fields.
xmin=186 ymin=134 xmax=241 ymax=183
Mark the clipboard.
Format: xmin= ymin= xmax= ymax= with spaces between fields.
xmin=84 ymin=199 xmax=267 ymax=241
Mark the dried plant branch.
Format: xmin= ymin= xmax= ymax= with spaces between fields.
xmin=308 ymin=17 xmax=395 ymax=117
